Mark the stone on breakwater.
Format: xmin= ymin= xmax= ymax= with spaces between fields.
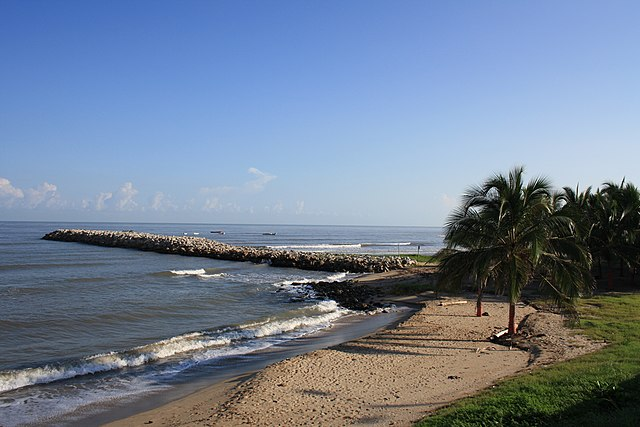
xmin=42 ymin=229 xmax=416 ymax=274
xmin=308 ymin=280 xmax=386 ymax=311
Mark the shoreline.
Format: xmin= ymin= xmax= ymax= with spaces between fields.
xmin=102 ymin=268 xmax=603 ymax=426
xmin=61 ymin=299 xmax=415 ymax=426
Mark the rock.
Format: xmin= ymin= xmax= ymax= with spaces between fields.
xmin=304 ymin=280 xmax=383 ymax=311
xmin=42 ymin=229 xmax=416 ymax=274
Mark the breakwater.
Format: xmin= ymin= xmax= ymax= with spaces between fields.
xmin=42 ymin=229 xmax=416 ymax=273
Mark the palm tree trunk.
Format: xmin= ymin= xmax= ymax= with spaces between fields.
xmin=508 ymin=302 xmax=516 ymax=335
xmin=598 ymin=257 xmax=603 ymax=278
xmin=476 ymin=286 xmax=483 ymax=317
xmin=620 ymin=258 xmax=624 ymax=278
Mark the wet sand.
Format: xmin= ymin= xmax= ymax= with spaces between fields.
xmin=65 ymin=308 xmax=411 ymax=426
xmin=105 ymin=269 xmax=602 ymax=426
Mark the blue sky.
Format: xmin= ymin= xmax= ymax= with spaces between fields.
xmin=1 ymin=1 xmax=639 ymax=226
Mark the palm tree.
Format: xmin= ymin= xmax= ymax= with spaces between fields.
xmin=557 ymin=185 xmax=593 ymax=241
xmin=588 ymin=180 xmax=640 ymax=289
xmin=437 ymin=167 xmax=593 ymax=335
xmin=437 ymin=207 xmax=497 ymax=317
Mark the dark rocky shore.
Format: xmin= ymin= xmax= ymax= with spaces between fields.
xmin=309 ymin=280 xmax=388 ymax=311
xmin=276 ymin=279 xmax=389 ymax=311
xmin=42 ymin=229 xmax=416 ymax=273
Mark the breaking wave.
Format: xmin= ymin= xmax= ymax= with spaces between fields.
xmin=166 ymin=268 xmax=226 ymax=278
xmin=266 ymin=242 xmax=412 ymax=252
xmin=0 ymin=301 xmax=349 ymax=394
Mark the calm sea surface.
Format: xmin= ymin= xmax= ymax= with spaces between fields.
xmin=0 ymin=221 xmax=443 ymax=426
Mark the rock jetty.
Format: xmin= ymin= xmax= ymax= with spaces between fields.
xmin=42 ymin=229 xmax=416 ymax=273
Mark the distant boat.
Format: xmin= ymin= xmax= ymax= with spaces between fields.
xmin=262 ymin=232 xmax=277 ymax=236
xmin=211 ymin=230 xmax=225 ymax=235
xmin=193 ymin=232 xmax=200 ymax=235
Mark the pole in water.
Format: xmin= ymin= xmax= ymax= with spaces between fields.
xmin=418 ymin=245 xmax=421 ymax=256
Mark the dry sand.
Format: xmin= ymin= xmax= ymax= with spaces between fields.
xmin=107 ymin=271 xmax=602 ymax=427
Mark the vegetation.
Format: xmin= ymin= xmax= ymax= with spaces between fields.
xmin=417 ymin=293 xmax=640 ymax=426
xmin=400 ymin=254 xmax=438 ymax=264
xmin=436 ymin=167 xmax=593 ymax=333
xmin=579 ymin=181 xmax=640 ymax=289
xmin=423 ymin=167 xmax=640 ymax=425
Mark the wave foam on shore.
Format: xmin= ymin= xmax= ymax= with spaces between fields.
xmin=0 ymin=301 xmax=351 ymax=394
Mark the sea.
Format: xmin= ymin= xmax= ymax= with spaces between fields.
xmin=0 ymin=221 xmax=443 ymax=426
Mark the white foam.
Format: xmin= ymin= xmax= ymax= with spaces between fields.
xmin=361 ymin=242 xmax=411 ymax=247
xmin=325 ymin=272 xmax=349 ymax=282
xmin=198 ymin=273 xmax=225 ymax=279
xmin=274 ymin=272 xmax=350 ymax=288
xmin=0 ymin=332 xmax=230 ymax=393
xmin=170 ymin=268 xmax=206 ymax=275
xmin=0 ymin=302 xmax=349 ymax=394
xmin=266 ymin=243 xmax=362 ymax=250
xmin=0 ymin=375 xmax=169 ymax=427
xmin=168 ymin=269 xmax=225 ymax=279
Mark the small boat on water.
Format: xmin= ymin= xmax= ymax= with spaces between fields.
xmin=211 ymin=230 xmax=225 ymax=235
xmin=262 ymin=232 xmax=277 ymax=236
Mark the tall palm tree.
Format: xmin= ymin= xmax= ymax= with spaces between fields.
xmin=437 ymin=167 xmax=593 ymax=335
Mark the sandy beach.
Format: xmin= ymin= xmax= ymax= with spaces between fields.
xmin=106 ymin=270 xmax=602 ymax=426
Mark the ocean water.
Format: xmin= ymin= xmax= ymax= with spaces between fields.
xmin=0 ymin=221 xmax=443 ymax=426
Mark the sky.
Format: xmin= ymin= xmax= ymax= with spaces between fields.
xmin=1 ymin=0 xmax=639 ymax=226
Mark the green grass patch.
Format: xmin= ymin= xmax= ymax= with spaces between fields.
xmin=416 ymin=293 xmax=640 ymax=427
xmin=398 ymin=254 xmax=437 ymax=263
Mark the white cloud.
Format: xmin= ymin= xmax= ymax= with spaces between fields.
xmin=197 ymin=167 xmax=277 ymax=214
xmin=151 ymin=192 xmax=177 ymax=211
xmin=151 ymin=192 xmax=163 ymax=210
xmin=202 ymin=198 xmax=242 ymax=213
xmin=295 ymin=200 xmax=305 ymax=215
xmin=86 ymin=183 xmax=139 ymax=212
xmin=226 ymin=202 xmax=241 ymax=213
xmin=26 ymin=182 xmax=58 ymax=208
xmin=244 ymin=167 xmax=276 ymax=192
xmin=199 ymin=185 xmax=234 ymax=195
xmin=201 ymin=167 xmax=277 ymax=196
xmin=0 ymin=170 xmax=279 ymax=218
xmin=96 ymin=192 xmax=113 ymax=211
xmin=0 ymin=177 xmax=25 ymax=207
xmin=268 ymin=201 xmax=284 ymax=214
xmin=116 ymin=182 xmax=138 ymax=211
xmin=203 ymin=197 xmax=221 ymax=211
xmin=0 ymin=177 xmax=61 ymax=209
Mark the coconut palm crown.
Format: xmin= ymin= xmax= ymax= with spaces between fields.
xmin=437 ymin=167 xmax=593 ymax=335
xmin=588 ymin=180 xmax=640 ymax=289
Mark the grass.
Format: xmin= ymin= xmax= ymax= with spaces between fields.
xmin=416 ymin=293 xmax=640 ymax=427
xmin=397 ymin=254 xmax=438 ymax=263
